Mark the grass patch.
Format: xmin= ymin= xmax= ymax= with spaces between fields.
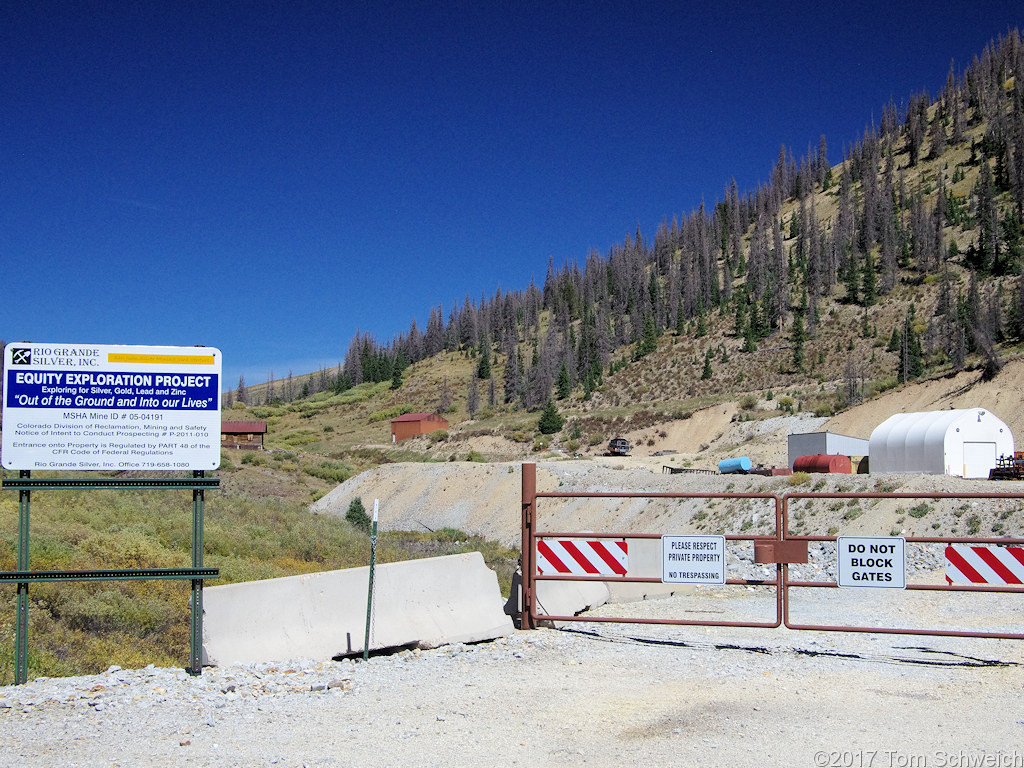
xmin=278 ymin=429 xmax=321 ymax=447
xmin=369 ymin=405 xmax=413 ymax=423
xmin=0 ymin=477 xmax=516 ymax=683
xmin=302 ymin=460 xmax=355 ymax=484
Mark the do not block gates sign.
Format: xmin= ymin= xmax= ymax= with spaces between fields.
xmin=837 ymin=536 xmax=906 ymax=588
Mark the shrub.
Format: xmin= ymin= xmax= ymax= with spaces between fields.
xmin=867 ymin=377 xmax=899 ymax=396
xmin=739 ymin=394 xmax=757 ymax=410
xmin=787 ymin=472 xmax=811 ymax=486
xmin=809 ymin=397 xmax=835 ymax=417
xmin=345 ymin=498 xmax=372 ymax=534
xmin=907 ymin=503 xmax=931 ymax=519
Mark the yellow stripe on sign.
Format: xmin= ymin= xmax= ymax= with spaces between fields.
xmin=107 ymin=353 xmax=217 ymax=365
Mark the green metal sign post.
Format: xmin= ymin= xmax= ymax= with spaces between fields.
xmin=1 ymin=471 xmax=219 ymax=685
xmin=363 ymin=499 xmax=378 ymax=661
xmin=16 ymin=470 xmax=30 ymax=685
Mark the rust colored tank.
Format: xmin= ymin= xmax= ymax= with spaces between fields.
xmin=793 ymin=453 xmax=853 ymax=474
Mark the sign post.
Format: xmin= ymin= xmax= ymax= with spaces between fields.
xmin=1 ymin=342 xmax=222 ymax=683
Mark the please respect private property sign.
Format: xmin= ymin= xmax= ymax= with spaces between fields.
xmin=661 ymin=535 xmax=727 ymax=584
xmin=1 ymin=342 xmax=222 ymax=471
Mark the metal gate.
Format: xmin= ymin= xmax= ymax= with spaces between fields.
xmin=520 ymin=463 xmax=1024 ymax=640
xmin=782 ymin=491 xmax=1024 ymax=639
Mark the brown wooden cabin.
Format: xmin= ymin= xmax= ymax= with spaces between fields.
xmin=221 ymin=420 xmax=267 ymax=450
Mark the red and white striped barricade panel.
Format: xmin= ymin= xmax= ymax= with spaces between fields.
xmin=536 ymin=539 xmax=628 ymax=577
xmin=945 ymin=544 xmax=1024 ymax=585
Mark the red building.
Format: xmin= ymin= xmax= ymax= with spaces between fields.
xmin=390 ymin=412 xmax=449 ymax=443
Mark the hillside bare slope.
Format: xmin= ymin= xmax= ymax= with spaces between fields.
xmin=312 ymin=357 xmax=1024 ymax=547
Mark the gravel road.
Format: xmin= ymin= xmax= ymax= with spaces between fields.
xmin=3 ymin=587 xmax=1023 ymax=768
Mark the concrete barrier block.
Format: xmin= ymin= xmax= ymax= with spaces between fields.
xmin=606 ymin=582 xmax=692 ymax=602
xmin=534 ymin=579 xmax=609 ymax=619
xmin=202 ymin=552 xmax=513 ymax=667
xmin=605 ymin=537 xmax=681 ymax=601
xmin=503 ymin=570 xmax=609 ymax=627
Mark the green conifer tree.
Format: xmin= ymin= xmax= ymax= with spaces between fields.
xmin=477 ymin=339 xmax=491 ymax=379
xmin=537 ymin=400 xmax=565 ymax=435
xmin=861 ymin=251 xmax=878 ymax=306
xmin=555 ymin=363 xmax=571 ymax=400
xmin=701 ymin=351 xmax=713 ymax=380
xmin=790 ymin=311 xmax=806 ymax=372
xmin=634 ymin=315 xmax=658 ymax=359
xmin=898 ymin=305 xmax=924 ymax=382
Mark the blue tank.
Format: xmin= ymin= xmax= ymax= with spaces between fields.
xmin=718 ymin=456 xmax=752 ymax=474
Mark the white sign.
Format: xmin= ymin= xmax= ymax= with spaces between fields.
xmin=837 ymin=536 xmax=906 ymax=588
xmin=662 ymin=535 xmax=726 ymax=584
xmin=2 ymin=342 xmax=222 ymax=471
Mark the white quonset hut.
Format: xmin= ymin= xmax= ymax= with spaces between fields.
xmin=868 ymin=409 xmax=1014 ymax=478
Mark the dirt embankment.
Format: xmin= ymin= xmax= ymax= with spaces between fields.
xmin=312 ymin=457 xmax=1020 ymax=549
xmin=313 ymin=360 xmax=1024 ymax=546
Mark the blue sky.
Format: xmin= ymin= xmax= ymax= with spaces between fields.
xmin=2 ymin=2 xmax=1021 ymax=390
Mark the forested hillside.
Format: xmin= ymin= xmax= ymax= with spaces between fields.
xmin=231 ymin=30 xmax=1024 ymax=427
